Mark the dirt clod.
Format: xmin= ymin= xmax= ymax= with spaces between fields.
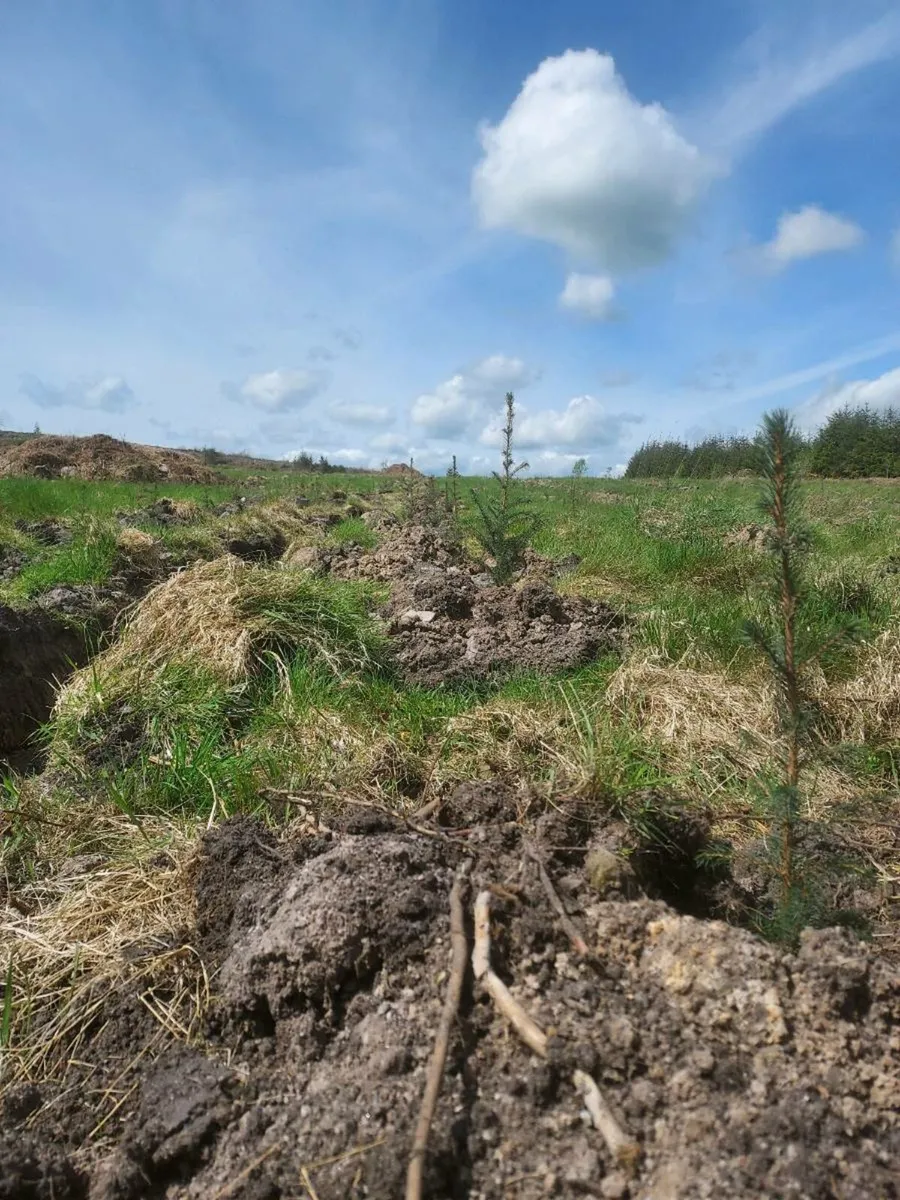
xmin=6 ymin=812 xmax=896 ymax=1199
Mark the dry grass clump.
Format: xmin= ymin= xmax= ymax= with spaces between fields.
xmin=227 ymin=498 xmax=324 ymax=544
xmin=607 ymin=654 xmax=776 ymax=778
xmin=606 ymin=641 xmax=898 ymax=818
xmin=168 ymin=499 xmax=201 ymax=522
xmin=115 ymin=528 xmax=158 ymax=558
xmin=54 ymin=555 xmax=383 ymax=727
xmin=0 ymin=813 xmax=204 ymax=1103
xmin=114 ymin=527 xmax=163 ymax=577
xmin=57 ymin=559 xmax=253 ymax=725
xmin=440 ymin=700 xmax=569 ymax=787
xmin=811 ymin=628 xmax=900 ymax=745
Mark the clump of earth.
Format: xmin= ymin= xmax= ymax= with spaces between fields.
xmin=0 ymin=543 xmax=29 ymax=581
xmin=288 ymin=525 xmax=624 ymax=685
xmin=2 ymin=790 xmax=897 ymax=1199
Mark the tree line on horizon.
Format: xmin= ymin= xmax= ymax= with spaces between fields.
xmin=625 ymin=405 xmax=900 ymax=479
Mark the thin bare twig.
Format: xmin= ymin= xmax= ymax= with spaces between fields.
xmin=406 ymin=863 xmax=471 ymax=1200
xmin=526 ymin=848 xmax=590 ymax=956
xmin=299 ymin=1165 xmax=321 ymax=1200
xmin=573 ymin=1070 xmax=641 ymax=1170
xmin=474 ymin=889 xmax=640 ymax=1170
xmin=472 ymin=890 xmax=548 ymax=1058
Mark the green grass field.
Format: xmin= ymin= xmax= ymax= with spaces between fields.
xmin=1 ymin=468 xmax=897 ymax=901
xmin=0 ymin=463 xmax=897 ymax=1098
xmin=1 ymin=463 xmax=897 ymax=820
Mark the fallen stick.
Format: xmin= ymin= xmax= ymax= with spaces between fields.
xmin=573 ymin=1069 xmax=641 ymax=1169
xmin=406 ymin=863 xmax=471 ymax=1200
xmin=473 ymin=889 xmax=639 ymax=1168
xmin=526 ymin=848 xmax=590 ymax=957
xmin=472 ymin=890 xmax=548 ymax=1057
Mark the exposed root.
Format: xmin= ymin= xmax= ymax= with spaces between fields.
xmin=573 ymin=1069 xmax=641 ymax=1170
xmin=405 ymin=862 xmax=470 ymax=1200
xmin=527 ymin=847 xmax=590 ymax=956
xmin=472 ymin=889 xmax=547 ymax=1056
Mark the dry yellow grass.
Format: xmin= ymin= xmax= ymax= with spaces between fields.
xmin=606 ymin=633 xmax=900 ymax=819
xmin=0 ymin=814 xmax=203 ymax=1100
xmin=55 ymin=557 xmax=253 ymax=724
xmin=811 ymin=628 xmax=900 ymax=745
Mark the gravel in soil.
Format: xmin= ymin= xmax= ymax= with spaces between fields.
xmin=4 ymin=788 xmax=898 ymax=1199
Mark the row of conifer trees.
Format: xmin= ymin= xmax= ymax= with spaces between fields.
xmin=625 ymin=405 xmax=900 ymax=478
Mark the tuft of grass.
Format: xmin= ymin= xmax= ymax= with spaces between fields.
xmin=46 ymin=557 xmax=388 ymax=814
xmin=327 ymin=516 xmax=378 ymax=549
xmin=1 ymin=522 xmax=120 ymax=600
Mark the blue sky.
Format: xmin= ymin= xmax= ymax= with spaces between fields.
xmin=1 ymin=0 xmax=899 ymax=474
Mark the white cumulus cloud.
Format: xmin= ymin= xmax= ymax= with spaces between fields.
xmin=412 ymin=355 xmax=539 ymax=437
xmin=481 ymin=394 xmax=642 ymax=450
xmin=794 ymin=365 xmax=900 ymax=431
xmin=472 ymin=49 xmax=720 ymax=272
xmin=762 ymin=205 xmax=864 ymax=270
xmin=559 ymin=273 xmax=617 ymax=320
xmin=228 ymin=368 xmax=329 ymax=412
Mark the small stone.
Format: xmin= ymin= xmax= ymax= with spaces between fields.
xmin=585 ymin=846 xmax=624 ymax=894
xmin=607 ymin=1015 xmax=636 ymax=1051
xmin=600 ymin=1171 xmax=630 ymax=1198
xmin=693 ymin=1047 xmax=715 ymax=1075
xmin=397 ymin=609 xmax=437 ymax=629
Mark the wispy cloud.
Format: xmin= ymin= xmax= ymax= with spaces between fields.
xmin=692 ymin=331 xmax=900 ymax=422
xmin=700 ymin=8 xmax=900 ymax=151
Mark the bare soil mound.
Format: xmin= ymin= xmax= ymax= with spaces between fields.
xmin=0 ymin=543 xmax=29 ymax=581
xmin=382 ymin=462 xmax=423 ymax=477
xmin=4 ymin=796 xmax=897 ymax=1199
xmin=290 ymin=526 xmax=623 ymax=685
xmin=386 ymin=575 xmax=624 ymax=687
xmin=0 ymin=434 xmax=218 ymax=483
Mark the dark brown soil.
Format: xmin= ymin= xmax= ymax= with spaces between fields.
xmin=14 ymin=519 xmax=74 ymax=546
xmin=386 ymin=575 xmax=624 ymax=687
xmin=0 ymin=602 xmax=90 ymax=755
xmin=5 ymin=793 xmax=898 ymax=1199
xmin=0 ymin=543 xmax=29 ymax=581
xmin=291 ymin=526 xmax=625 ymax=686
xmin=117 ymin=498 xmax=199 ymax=527
xmin=225 ymin=529 xmax=289 ymax=563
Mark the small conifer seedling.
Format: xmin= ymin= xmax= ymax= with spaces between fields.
xmin=744 ymin=409 xmax=863 ymax=943
xmin=469 ymin=392 xmax=540 ymax=583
